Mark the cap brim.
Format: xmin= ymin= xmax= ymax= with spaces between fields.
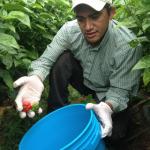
xmin=72 ymin=0 xmax=106 ymax=11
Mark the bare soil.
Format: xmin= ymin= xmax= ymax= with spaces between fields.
xmin=116 ymin=102 xmax=150 ymax=150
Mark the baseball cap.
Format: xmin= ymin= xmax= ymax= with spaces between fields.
xmin=72 ymin=0 xmax=112 ymax=11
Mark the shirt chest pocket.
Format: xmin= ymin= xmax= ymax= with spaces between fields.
xmin=89 ymin=63 xmax=111 ymax=87
xmin=101 ymin=63 xmax=112 ymax=78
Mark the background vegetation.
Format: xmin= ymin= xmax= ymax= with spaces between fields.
xmin=0 ymin=0 xmax=73 ymax=100
xmin=0 ymin=0 xmax=150 ymax=149
xmin=114 ymin=0 xmax=150 ymax=89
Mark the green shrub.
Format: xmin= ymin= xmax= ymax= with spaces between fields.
xmin=114 ymin=0 xmax=150 ymax=88
xmin=0 ymin=0 xmax=73 ymax=99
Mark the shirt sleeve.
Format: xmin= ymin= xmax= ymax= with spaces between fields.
xmin=105 ymin=45 xmax=143 ymax=112
xmin=28 ymin=23 xmax=71 ymax=81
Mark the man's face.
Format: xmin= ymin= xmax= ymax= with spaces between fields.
xmin=75 ymin=5 xmax=114 ymax=46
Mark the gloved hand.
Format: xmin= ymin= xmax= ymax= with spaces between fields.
xmin=86 ymin=102 xmax=113 ymax=138
xmin=13 ymin=75 xmax=44 ymax=118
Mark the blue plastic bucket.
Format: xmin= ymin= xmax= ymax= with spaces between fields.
xmin=19 ymin=104 xmax=105 ymax=150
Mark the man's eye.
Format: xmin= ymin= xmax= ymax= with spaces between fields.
xmin=91 ymin=11 xmax=103 ymax=20
xmin=91 ymin=14 xmax=101 ymax=20
xmin=77 ymin=17 xmax=85 ymax=22
xmin=91 ymin=15 xmax=99 ymax=20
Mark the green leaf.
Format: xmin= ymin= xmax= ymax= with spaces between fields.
xmin=32 ymin=103 xmax=39 ymax=112
xmin=4 ymin=3 xmax=34 ymax=15
xmin=26 ymin=50 xmax=38 ymax=59
xmin=14 ymin=59 xmax=21 ymax=67
xmin=0 ymin=44 xmax=17 ymax=55
xmin=0 ymin=45 xmax=17 ymax=55
xmin=129 ymin=37 xmax=149 ymax=48
xmin=135 ymin=7 xmax=150 ymax=15
xmin=0 ymin=69 xmax=13 ymax=90
xmin=42 ymin=33 xmax=53 ymax=40
xmin=0 ymin=23 xmax=16 ymax=33
xmin=129 ymin=39 xmax=139 ymax=48
xmin=142 ymin=18 xmax=150 ymax=31
xmin=39 ymin=13 xmax=51 ymax=20
xmin=138 ymin=36 xmax=150 ymax=43
xmin=0 ymin=33 xmax=19 ymax=49
xmin=0 ymin=9 xmax=7 ymax=17
xmin=142 ymin=0 xmax=150 ymax=4
xmin=2 ymin=54 xmax=13 ymax=69
xmin=34 ymin=24 xmax=46 ymax=32
xmin=24 ymin=0 xmax=36 ymax=5
xmin=6 ymin=11 xmax=31 ymax=28
xmin=22 ymin=58 xmax=32 ymax=68
xmin=143 ymin=68 xmax=150 ymax=86
xmin=133 ymin=55 xmax=150 ymax=70
xmin=32 ymin=3 xmax=43 ymax=9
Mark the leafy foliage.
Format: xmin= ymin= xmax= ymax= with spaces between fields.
xmin=114 ymin=0 xmax=150 ymax=87
xmin=0 ymin=0 xmax=73 ymax=99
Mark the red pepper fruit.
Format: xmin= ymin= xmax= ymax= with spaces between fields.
xmin=22 ymin=100 xmax=32 ymax=112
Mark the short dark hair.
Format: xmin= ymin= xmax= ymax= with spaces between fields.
xmin=104 ymin=3 xmax=112 ymax=15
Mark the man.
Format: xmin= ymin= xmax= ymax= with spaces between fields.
xmin=13 ymin=0 xmax=142 ymax=147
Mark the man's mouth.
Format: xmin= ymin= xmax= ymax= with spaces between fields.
xmin=85 ymin=32 xmax=97 ymax=39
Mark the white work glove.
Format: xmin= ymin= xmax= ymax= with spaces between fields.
xmin=86 ymin=102 xmax=113 ymax=138
xmin=13 ymin=75 xmax=44 ymax=118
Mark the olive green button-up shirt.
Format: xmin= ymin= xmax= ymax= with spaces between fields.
xmin=28 ymin=19 xmax=142 ymax=112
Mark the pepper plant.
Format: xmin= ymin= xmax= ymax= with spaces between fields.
xmin=0 ymin=0 xmax=73 ymax=100
xmin=114 ymin=0 xmax=150 ymax=89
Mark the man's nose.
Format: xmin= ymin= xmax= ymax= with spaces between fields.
xmin=85 ymin=19 xmax=93 ymax=31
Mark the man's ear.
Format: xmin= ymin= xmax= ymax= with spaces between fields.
xmin=109 ymin=7 xmax=116 ymax=20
